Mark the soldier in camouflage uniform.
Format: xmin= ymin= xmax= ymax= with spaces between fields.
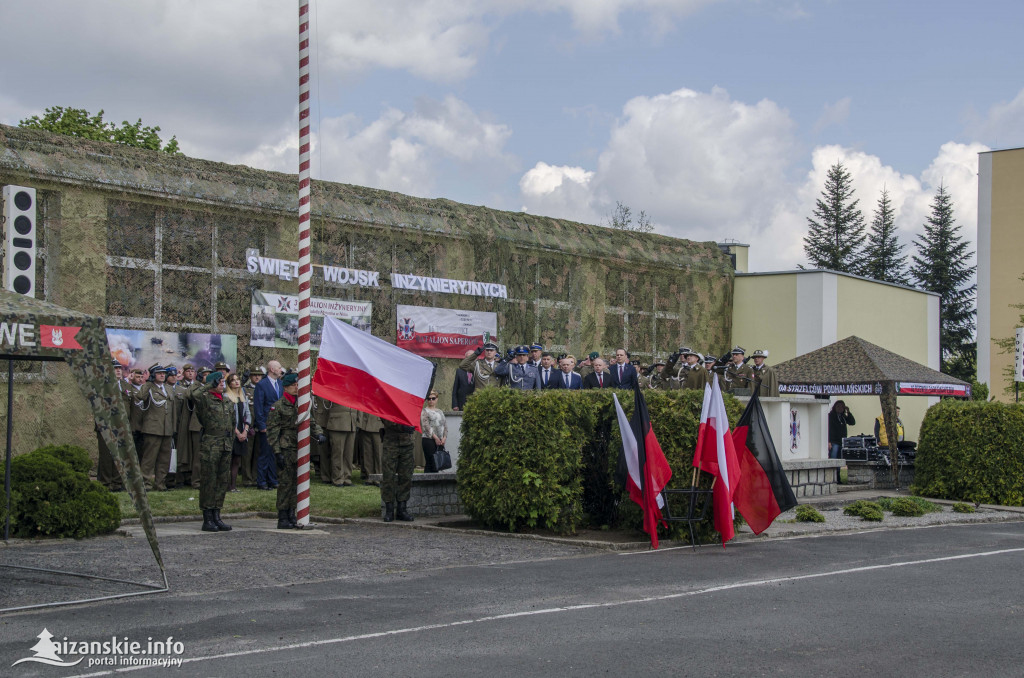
xmin=381 ymin=419 xmax=416 ymax=522
xmin=356 ymin=409 xmax=383 ymax=484
xmin=267 ymin=373 xmax=325 ymax=529
xmin=190 ymin=370 xmax=235 ymax=532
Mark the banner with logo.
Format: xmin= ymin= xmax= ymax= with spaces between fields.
xmin=106 ymin=330 xmax=238 ymax=372
xmin=395 ymin=304 xmax=497 ymax=358
xmin=250 ymin=290 xmax=372 ymax=350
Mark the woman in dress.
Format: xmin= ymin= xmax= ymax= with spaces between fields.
xmin=420 ymin=390 xmax=447 ymax=473
xmin=224 ymin=372 xmax=251 ymax=492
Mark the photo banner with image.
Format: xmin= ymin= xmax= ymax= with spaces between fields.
xmin=107 ymin=330 xmax=238 ymax=371
xmin=250 ymin=290 xmax=371 ymax=350
xmin=395 ymin=304 xmax=498 ymax=358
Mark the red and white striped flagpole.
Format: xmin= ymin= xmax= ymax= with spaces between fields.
xmin=295 ymin=0 xmax=312 ymax=527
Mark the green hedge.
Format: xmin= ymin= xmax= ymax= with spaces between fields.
xmin=912 ymin=400 xmax=1024 ymax=506
xmin=457 ymin=388 xmax=742 ymax=542
xmin=8 ymin=445 xmax=121 ymax=538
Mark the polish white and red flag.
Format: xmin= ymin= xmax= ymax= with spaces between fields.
xmin=693 ymin=377 xmax=741 ymax=546
xmin=312 ymin=316 xmax=434 ymax=430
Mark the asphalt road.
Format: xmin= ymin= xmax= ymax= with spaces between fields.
xmin=3 ymin=520 xmax=1024 ymax=677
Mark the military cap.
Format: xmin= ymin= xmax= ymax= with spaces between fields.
xmin=515 ymin=345 xmax=529 ymax=355
xmin=150 ymin=364 xmax=167 ymax=374
xmin=630 ymin=359 xmax=641 ymax=366
xmin=206 ymin=370 xmax=223 ymax=385
xmin=703 ymin=354 xmax=717 ymax=363
xmin=164 ymin=365 xmax=178 ymax=376
xmin=130 ymin=367 xmax=144 ymax=375
xmin=282 ymin=373 xmax=298 ymax=387
xmin=254 ymin=365 xmax=267 ymax=375
xmin=588 ymin=351 xmax=600 ymax=360
xmin=682 ymin=349 xmax=701 ymax=358
xmin=530 ymin=343 xmax=543 ymax=351
xmin=677 ymin=346 xmax=692 ymax=355
xmin=198 ymin=366 xmax=212 ymax=375
xmin=214 ymin=361 xmax=230 ymax=372
xmin=482 ymin=342 xmax=498 ymax=351
xmin=751 ymin=349 xmax=769 ymax=358
xmin=731 ymin=346 xmax=746 ymax=355
xmin=182 ymin=363 xmax=195 ymax=371
xmin=653 ymin=361 xmax=666 ymax=367
xmin=112 ymin=359 xmax=122 ymax=369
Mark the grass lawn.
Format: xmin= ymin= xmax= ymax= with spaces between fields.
xmin=117 ymin=470 xmax=382 ymax=519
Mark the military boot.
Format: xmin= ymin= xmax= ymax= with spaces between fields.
xmin=396 ymin=501 xmax=414 ymax=522
xmin=212 ymin=509 xmax=232 ymax=532
xmin=383 ymin=502 xmax=395 ymax=522
xmin=277 ymin=510 xmax=292 ymax=529
xmin=289 ymin=508 xmax=299 ymax=528
xmin=201 ymin=509 xmax=219 ymax=532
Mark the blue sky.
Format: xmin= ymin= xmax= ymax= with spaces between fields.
xmin=2 ymin=0 xmax=1022 ymax=271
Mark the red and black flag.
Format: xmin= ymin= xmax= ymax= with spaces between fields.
xmin=613 ymin=385 xmax=673 ymax=549
xmin=732 ymin=392 xmax=798 ymax=534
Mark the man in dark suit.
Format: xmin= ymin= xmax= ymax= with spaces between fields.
xmin=556 ymin=355 xmax=582 ymax=390
xmin=253 ymin=359 xmax=284 ymax=490
xmin=582 ymin=358 xmax=612 ymax=389
xmin=538 ymin=352 xmax=560 ymax=389
xmin=609 ymin=348 xmax=639 ymax=389
xmin=452 ymin=349 xmax=476 ymax=410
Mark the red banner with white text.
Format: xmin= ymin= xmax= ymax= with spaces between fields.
xmin=396 ymin=305 xmax=498 ymax=359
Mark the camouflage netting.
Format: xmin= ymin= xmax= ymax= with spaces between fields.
xmin=0 ymin=123 xmax=734 ymax=449
xmin=0 ymin=289 xmax=162 ymax=569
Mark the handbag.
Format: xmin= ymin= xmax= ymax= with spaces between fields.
xmin=431 ymin=444 xmax=452 ymax=472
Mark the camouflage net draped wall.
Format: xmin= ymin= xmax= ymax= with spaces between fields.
xmin=0 ymin=124 xmax=734 ymax=457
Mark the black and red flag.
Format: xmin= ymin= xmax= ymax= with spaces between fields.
xmin=731 ymin=392 xmax=798 ymax=534
xmin=613 ymin=385 xmax=673 ymax=549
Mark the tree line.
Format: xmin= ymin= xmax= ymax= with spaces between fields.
xmin=802 ymin=161 xmax=976 ymax=382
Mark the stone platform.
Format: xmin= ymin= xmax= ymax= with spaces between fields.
xmin=781 ymin=459 xmax=844 ymax=497
xmin=369 ymin=472 xmax=462 ymax=518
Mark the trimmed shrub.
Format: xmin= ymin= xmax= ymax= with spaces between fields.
xmin=795 ymin=505 xmax=825 ymax=523
xmin=458 ymin=387 xmax=742 ymax=542
xmin=877 ymin=496 xmax=941 ymax=515
xmin=912 ymin=400 xmax=1024 ymax=506
xmin=32 ymin=444 xmax=94 ymax=475
xmin=9 ymin=445 xmax=121 ymax=538
xmin=952 ymin=502 xmax=976 ymax=513
xmin=844 ymin=500 xmax=884 ymax=521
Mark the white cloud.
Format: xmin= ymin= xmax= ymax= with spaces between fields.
xmin=519 ymin=162 xmax=595 ymax=216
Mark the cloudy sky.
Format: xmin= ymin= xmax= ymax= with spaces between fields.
xmin=2 ymin=0 xmax=1022 ymax=272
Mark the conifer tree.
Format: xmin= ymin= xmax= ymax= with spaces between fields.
xmin=862 ymin=188 xmax=909 ymax=284
xmin=802 ymin=161 xmax=866 ymax=272
xmin=910 ymin=184 xmax=977 ymax=378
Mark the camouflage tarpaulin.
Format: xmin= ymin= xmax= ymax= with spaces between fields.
xmin=0 ymin=289 xmax=163 ymax=572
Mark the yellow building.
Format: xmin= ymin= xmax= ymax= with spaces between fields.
xmin=732 ymin=269 xmax=940 ymax=442
xmin=978 ymin=147 xmax=1024 ymax=402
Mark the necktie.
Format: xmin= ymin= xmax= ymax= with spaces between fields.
xmin=619 ymin=365 xmax=624 ymax=380
xmin=544 ymin=369 xmax=549 ymax=386
xmin=598 ymin=374 xmax=603 ymax=387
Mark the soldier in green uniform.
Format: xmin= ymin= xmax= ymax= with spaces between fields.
xmin=750 ymin=349 xmax=780 ymax=397
xmin=458 ymin=342 xmax=502 ymax=389
xmin=267 ymin=373 xmax=325 ymax=529
xmin=137 ymin=365 xmax=176 ymax=491
xmin=381 ymin=419 xmax=416 ymax=522
xmin=191 ymin=370 xmax=234 ymax=532
xmin=657 ymin=347 xmax=691 ymax=390
xmin=127 ymin=367 xmax=145 ymax=461
xmin=96 ymin=359 xmax=125 ymax=492
xmin=312 ymin=394 xmax=357 ymax=485
xmin=679 ymin=350 xmax=708 ymax=390
xmin=177 ymin=365 xmax=206 ymax=489
xmin=723 ymin=346 xmax=755 ymax=395
xmin=356 ymin=409 xmax=383 ymax=485
xmin=703 ymin=353 xmax=719 ymax=387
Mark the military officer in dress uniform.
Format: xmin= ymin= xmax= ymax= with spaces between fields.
xmin=724 ymin=347 xmax=755 ymax=395
xmin=127 ymin=367 xmax=146 ymax=460
xmin=658 ymin=347 xmax=691 ymax=390
xmin=495 ymin=345 xmax=541 ymax=390
xmin=527 ymin=344 xmax=544 ymax=368
xmin=678 ymin=350 xmax=707 ymax=390
xmin=312 ymin=394 xmax=357 ymax=486
xmin=178 ymin=365 xmax=207 ymax=489
xmin=459 ymin=342 xmax=502 ymax=389
xmin=137 ymin=365 xmax=177 ymax=491
xmin=703 ymin=354 xmax=719 ymax=387
xmin=750 ymin=349 xmax=779 ymax=397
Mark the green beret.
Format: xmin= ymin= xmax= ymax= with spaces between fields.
xmin=206 ymin=370 xmax=223 ymax=386
xmin=282 ymin=373 xmax=298 ymax=387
